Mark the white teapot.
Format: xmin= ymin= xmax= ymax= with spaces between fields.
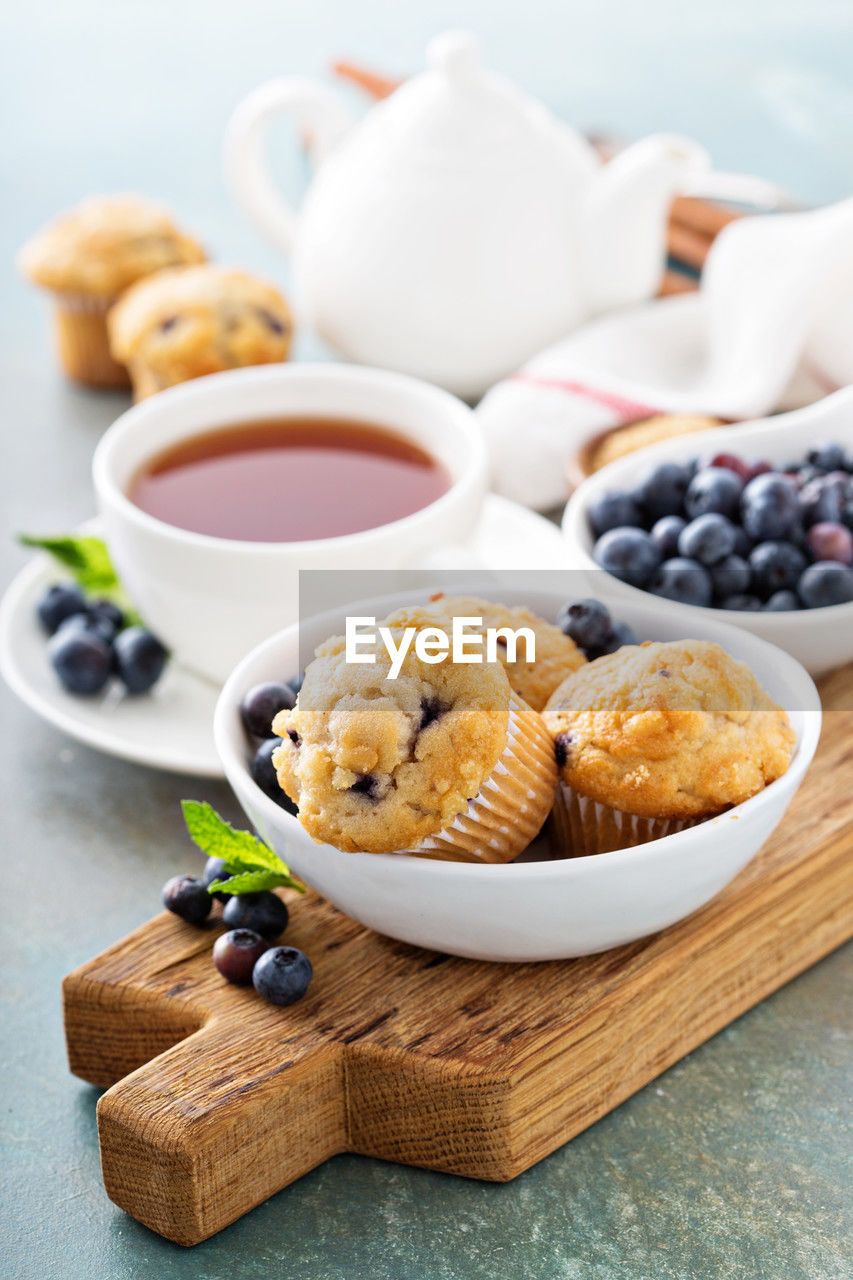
xmin=225 ymin=32 xmax=752 ymax=399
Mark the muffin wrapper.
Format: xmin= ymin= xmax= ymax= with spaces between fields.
xmin=413 ymin=694 xmax=558 ymax=864
xmin=548 ymin=783 xmax=706 ymax=858
xmin=53 ymin=292 xmax=130 ymax=389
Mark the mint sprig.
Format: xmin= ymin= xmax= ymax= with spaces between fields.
xmin=19 ymin=532 xmax=141 ymax=623
xmin=182 ymin=800 xmax=303 ymax=896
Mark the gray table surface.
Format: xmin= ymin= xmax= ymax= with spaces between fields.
xmin=1 ymin=2 xmax=851 ymax=1276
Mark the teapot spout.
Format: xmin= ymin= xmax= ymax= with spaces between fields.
xmin=582 ymin=134 xmax=710 ymax=316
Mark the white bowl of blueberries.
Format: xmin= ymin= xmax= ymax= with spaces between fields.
xmin=563 ymin=387 xmax=853 ymax=676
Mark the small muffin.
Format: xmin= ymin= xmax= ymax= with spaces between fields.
xmin=589 ymin=414 xmax=722 ymax=473
xmin=272 ymin=615 xmax=558 ymax=862
xmin=543 ymin=639 xmax=795 ymax=856
xmin=108 ymin=264 xmax=292 ymax=399
xmin=381 ymin=596 xmax=586 ymax=712
xmin=17 ymin=194 xmax=206 ymax=388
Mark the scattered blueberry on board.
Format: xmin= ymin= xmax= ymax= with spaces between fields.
xmin=589 ymin=445 xmax=853 ymax=610
xmin=160 ymin=801 xmax=311 ymax=1008
xmin=213 ymin=929 xmax=270 ymax=985
xmin=222 ymin=890 xmax=290 ymax=939
xmin=252 ymin=947 xmax=313 ymax=1006
xmin=162 ymin=874 xmax=213 ymax=925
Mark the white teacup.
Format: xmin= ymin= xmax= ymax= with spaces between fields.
xmin=92 ymin=364 xmax=487 ymax=684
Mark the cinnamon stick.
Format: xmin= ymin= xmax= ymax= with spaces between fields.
xmin=332 ymin=60 xmax=401 ymax=100
xmin=667 ymin=221 xmax=715 ymax=273
xmin=659 ymin=269 xmax=699 ymax=296
xmin=670 ymin=196 xmax=742 ymax=239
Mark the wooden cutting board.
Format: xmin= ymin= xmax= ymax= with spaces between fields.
xmin=63 ymin=664 xmax=853 ymax=1246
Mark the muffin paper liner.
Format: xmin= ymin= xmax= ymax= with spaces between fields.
xmin=53 ymin=292 xmax=130 ymax=389
xmin=548 ymin=783 xmax=706 ymax=858
xmin=413 ymin=694 xmax=559 ymax=864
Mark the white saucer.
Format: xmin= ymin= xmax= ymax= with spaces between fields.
xmin=0 ymin=498 xmax=567 ymax=778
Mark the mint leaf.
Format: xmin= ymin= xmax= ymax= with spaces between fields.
xmin=208 ymin=871 xmax=297 ymax=895
xmin=19 ymin=533 xmax=141 ymax=623
xmin=182 ymin=800 xmax=303 ymax=895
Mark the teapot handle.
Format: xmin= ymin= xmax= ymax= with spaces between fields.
xmin=224 ymin=77 xmax=356 ymax=254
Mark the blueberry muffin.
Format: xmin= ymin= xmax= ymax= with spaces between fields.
xmin=271 ymin=615 xmax=558 ymax=862
xmin=381 ymin=596 xmax=586 ymax=712
xmin=108 ymin=264 xmax=292 ymax=399
xmin=17 ymin=194 xmax=206 ymax=388
xmin=543 ymin=639 xmax=795 ymax=855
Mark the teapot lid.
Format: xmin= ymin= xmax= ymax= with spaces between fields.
xmin=360 ymin=30 xmax=598 ymax=178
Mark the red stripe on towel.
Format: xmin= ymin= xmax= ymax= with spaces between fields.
xmin=510 ymin=372 xmax=659 ymax=424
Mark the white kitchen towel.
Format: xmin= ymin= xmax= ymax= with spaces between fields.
xmin=477 ymin=196 xmax=853 ymax=509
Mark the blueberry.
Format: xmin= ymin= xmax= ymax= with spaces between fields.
xmin=798 ymin=563 xmax=853 ymax=608
xmin=677 ymin=514 xmax=737 ymax=567
xmin=203 ymin=855 xmax=232 ymax=903
xmin=240 ymin=681 xmax=298 ymax=739
xmin=710 ymin=554 xmax=752 ymax=599
xmin=55 ymin=610 xmax=117 ymax=646
xmin=36 ymin=582 xmax=87 ymax=634
xmin=721 ymin=594 xmax=763 ymax=611
xmin=764 ymin=590 xmax=801 ymax=612
xmin=807 ymin=443 xmax=846 ymax=471
xmin=349 ymin=773 xmax=380 ymax=798
xmin=799 ymin=474 xmax=846 ymax=526
xmin=684 ymin=467 xmax=744 ymax=520
xmin=637 ymin=462 xmax=691 ymax=520
xmin=252 ymin=945 xmax=313 ymax=1006
xmin=417 ymin=697 xmax=445 ymax=731
xmin=114 ymin=627 xmax=168 ymax=693
xmin=287 ymin=672 xmax=305 ymax=698
xmin=741 ymin=474 xmax=800 ymax=541
xmin=48 ymin=626 xmax=112 ymax=695
xmin=250 ymin=737 xmax=298 ymax=813
xmin=588 ymin=490 xmax=646 ymax=537
xmin=88 ymin=598 xmax=125 ymax=637
xmin=650 ymin=515 xmax=686 ymax=560
xmin=806 ymin=521 xmax=853 ymax=565
xmin=594 ymin=527 xmax=661 ymax=587
xmin=709 ymin=452 xmax=751 ymax=481
xmin=651 ymin=558 xmax=713 ymax=607
xmin=749 ymin=541 xmax=808 ymax=598
xmin=162 ymin=874 xmax=211 ymax=925
xmin=223 ymin=891 xmax=289 ymax=940
xmin=591 ymin=619 xmax=638 ymax=657
xmin=556 ymin=598 xmax=611 ymax=650
xmin=213 ymin=928 xmax=269 ymax=985
xmin=732 ymin=525 xmax=754 ymax=558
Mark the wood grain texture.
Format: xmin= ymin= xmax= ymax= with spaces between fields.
xmin=63 ymin=667 xmax=853 ymax=1245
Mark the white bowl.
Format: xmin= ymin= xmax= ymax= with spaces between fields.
xmin=563 ymin=387 xmax=853 ymax=677
xmin=214 ymin=588 xmax=820 ymax=962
